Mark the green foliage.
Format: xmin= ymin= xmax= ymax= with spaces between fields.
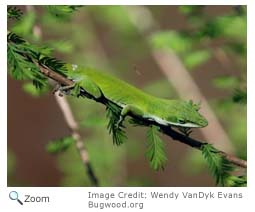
xmin=224 ymin=175 xmax=247 ymax=187
xmin=232 ymin=88 xmax=247 ymax=104
xmin=212 ymin=76 xmax=246 ymax=105
xmin=22 ymin=82 xmax=49 ymax=97
xmin=215 ymin=15 xmax=246 ymax=40
xmin=145 ymin=126 xmax=167 ymax=170
xmin=189 ymin=10 xmax=247 ymax=51
xmin=183 ymin=50 xmax=211 ymax=69
xmin=226 ymin=42 xmax=246 ymax=56
xmin=179 ymin=6 xmax=204 ymax=16
xmin=38 ymin=56 xmax=67 ymax=76
xmin=46 ymin=5 xmax=83 ymax=19
xmin=151 ymin=5 xmax=246 ymax=74
xmin=212 ymin=76 xmax=239 ymax=90
xmin=201 ymin=144 xmax=246 ymax=186
xmin=47 ymin=40 xmax=74 ymax=54
xmin=150 ymin=31 xmax=211 ymax=70
xmin=46 ymin=136 xmax=75 ymax=154
xmin=195 ymin=15 xmax=246 ymax=40
xmin=89 ymin=6 xmax=134 ymax=34
xmin=12 ymin=9 xmax=36 ymax=37
xmin=150 ymin=31 xmax=192 ymax=54
xmin=106 ymin=102 xmax=127 ymax=145
xmin=8 ymin=6 xmax=23 ymax=20
xmin=201 ymin=144 xmax=233 ymax=186
xmin=7 ymin=31 xmax=26 ymax=44
xmin=7 ymin=31 xmax=67 ymax=91
xmin=7 ymin=33 xmax=43 ymax=82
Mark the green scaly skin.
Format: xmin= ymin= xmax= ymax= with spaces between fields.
xmin=65 ymin=64 xmax=208 ymax=129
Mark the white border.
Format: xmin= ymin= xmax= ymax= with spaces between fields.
xmin=1 ymin=1 xmax=253 ymax=211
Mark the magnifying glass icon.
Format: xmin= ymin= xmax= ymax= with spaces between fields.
xmin=9 ymin=191 xmax=23 ymax=205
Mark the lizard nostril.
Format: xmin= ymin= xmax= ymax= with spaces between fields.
xmin=200 ymin=119 xmax=208 ymax=126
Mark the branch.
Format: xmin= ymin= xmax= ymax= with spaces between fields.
xmin=37 ymin=65 xmax=247 ymax=169
xmin=159 ymin=125 xmax=247 ymax=168
xmin=54 ymin=92 xmax=99 ymax=186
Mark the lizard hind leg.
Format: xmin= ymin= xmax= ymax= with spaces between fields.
xmin=55 ymin=76 xmax=103 ymax=99
xmin=52 ymin=83 xmax=75 ymax=97
xmin=78 ymin=75 xmax=102 ymax=99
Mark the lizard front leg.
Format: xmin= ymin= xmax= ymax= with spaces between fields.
xmin=116 ymin=105 xmax=144 ymax=128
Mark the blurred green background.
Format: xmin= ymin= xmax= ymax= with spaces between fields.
xmin=8 ymin=5 xmax=246 ymax=186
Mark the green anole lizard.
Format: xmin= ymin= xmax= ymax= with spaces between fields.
xmin=64 ymin=64 xmax=208 ymax=130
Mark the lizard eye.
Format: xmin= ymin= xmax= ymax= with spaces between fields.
xmin=178 ymin=118 xmax=186 ymax=124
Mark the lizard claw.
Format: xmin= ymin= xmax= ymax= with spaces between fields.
xmin=52 ymin=83 xmax=61 ymax=94
xmin=115 ymin=120 xmax=122 ymax=129
xmin=58 ymin=92 xmax=64 ymax=97
xmin=115 ymin=116 xmax=124 ymax=129
xmin=178 ymin=127 xmax=193 ymax=136
xmin=52 ymin=83 xmax=65 ymax=97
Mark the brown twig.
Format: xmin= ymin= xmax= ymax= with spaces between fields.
xmin=37 ymin=65 xmax=247 ymax=169
xmin=54 ymin=92 xmax=99 ymax=186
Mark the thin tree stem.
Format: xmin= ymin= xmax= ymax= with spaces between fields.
xmin=54 ymin=92 xmax=99 ymax=186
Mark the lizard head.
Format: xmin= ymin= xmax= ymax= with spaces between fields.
xmin=165 ymin=100 xmax=208 ymax=128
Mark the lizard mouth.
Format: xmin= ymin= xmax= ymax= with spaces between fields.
xmin=169 ymin=122 xmax=202 ymax=128
xmin=144 ymin=115 xmax=207 ymax=128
